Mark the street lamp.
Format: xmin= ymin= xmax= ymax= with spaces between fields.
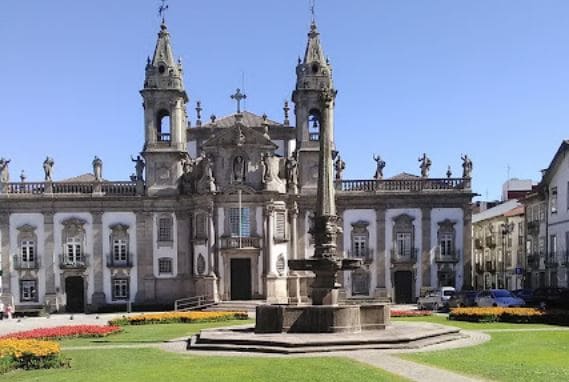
xmin=501 ymin=222 xmax=515 ymax=289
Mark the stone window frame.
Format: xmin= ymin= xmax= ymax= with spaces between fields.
xmin=551 ymin=186 xmax=558 ymax=214
xmin=61 ymin=217 xmax=87 ymax=263
xmin=157 ymin=214 xmax=174 ymax=247
xmin=19 ymin=279 xmax=38 ymax=302
xmin=392 ymin=214 xmax=415 ymax=257
xmin=111 ymin=278 xmax=129 ymax=301
xmin=110 ymin=223 xmax=130 ymax=263
xmin=17 ymin=224 xmax=37 ymax=264
xmin=437 ymin=219 xmax=457 ymax=257
xmin=274 ymin=209 xmax=287 ymax=242
xmin=350 ymin=220 xmax=370 ymax=259
xmin=194 ymin=212 xmax=207 ymax=241
xmin=158 ymin=257 xmax=173 ymax=275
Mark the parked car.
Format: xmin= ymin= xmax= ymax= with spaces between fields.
xmin=448 ymin=290 xmax=478 ymax=308
xmin=512 ymin=288 xmax=535 ymax=304
xmin=417 ymin=287 xmax=455 ymax=311
xmin=532 ymin=288 xmax=566 ymax=309
xmin=475 ymin=289 xmax=525 ymax=307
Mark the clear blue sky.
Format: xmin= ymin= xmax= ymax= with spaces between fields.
xmin=2 ymin=0 xmax=569 ymax=201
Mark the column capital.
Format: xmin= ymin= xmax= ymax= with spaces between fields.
xmin=91 ymin=210 xmax=104 ymax=224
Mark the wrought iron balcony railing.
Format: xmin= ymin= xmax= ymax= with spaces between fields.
xmin=347 ymin=249 xmax=374 ymax=263
xmin=59 ymin=254 xmax=88 ymax=269
xmin=435 ymin=248 xmax=460 ymax=263
xmin=106 ymin=254 xmax=134 ymax=268
xmin=220 ymin=236 xmax=261 ymax=249
xmin=390 ymin=248 xmax=418 ymax=264
xmin=13 ymin=255 xmax=41 ymax=270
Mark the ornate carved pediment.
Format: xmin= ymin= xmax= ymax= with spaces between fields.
xmin=17 ymin=224 xmax=36 ymax=233
xmin=61 ymin=218 xmax=87 ymax=237
xmin=350 ymin=220 xmax=369 ymax=234
xmin=223 ymin=184 xmax=257 ymax=195
xmin=437 ymin=219 xmax=456 ymax=233
xmin=393 ymin=214 xmax=414 ymax=230
xmin=110 ymin=223 xmax=129 ymax=233
xmin=202 ymin=124 xmax=277 ymax=149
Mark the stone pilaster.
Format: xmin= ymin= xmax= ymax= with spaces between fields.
xmin=288 ymin=202 xmax=301 ymax=303
xmin=135 ymin=211 xmax=153 ymax=303
xmin=91 ymin=211 xmax=105 ymax=309
xmin=421 ymin=207 xmax=431 ymax=288
xmin=43 ymin=212 xmax=58 ymax=311
xmin=0 ymin=213 xmax=10 ymax=295
xmin=462 ymin=204 xmax=473 ymax=289
xmin=375 ymin=208 xmax=387 ymax=296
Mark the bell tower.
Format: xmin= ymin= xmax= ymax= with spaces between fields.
xmin=140 ymin=21 xmax=188 ymax=195
xmin=292 ymin=20 xmax=336 ymax=191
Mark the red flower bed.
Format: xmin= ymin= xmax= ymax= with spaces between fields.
xmin=391 ymin=310 xmax=433 ymax=317
xmin=0 ymin=325 xmax=121 ymax=340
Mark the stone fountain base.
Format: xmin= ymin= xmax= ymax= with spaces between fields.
xmin=255 ymin=303 xmax=388 ymax=333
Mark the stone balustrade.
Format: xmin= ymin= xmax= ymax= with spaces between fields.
xmin=220 ymin=236 xmax=261 ymax=249
xmin=337 ymin=178 xmax=471 ymax=192
xmin=1 ymin=181 xmax=138 ymax=196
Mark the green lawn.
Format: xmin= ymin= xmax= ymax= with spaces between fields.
xmin=401 ymin=331 xmax=569 ymax=382
xmin=6 ymin=348 xmax=409 ymax=382
xmin=59 ymin=320 xmax=253 ymax=347
xmin=393 ymin=314 xmax=556 ymax=330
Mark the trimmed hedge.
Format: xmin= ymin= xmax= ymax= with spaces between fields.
xmin=391 ymin=310 xmax=433 ymax=317
xmin=109 ymin=311 xmax=248 ymax=326
xmin=449 ymin=307 xmax=569 ymax=325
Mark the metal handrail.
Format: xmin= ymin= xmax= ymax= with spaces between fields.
xmin=174 ymin=295 xmax=213 ymax=312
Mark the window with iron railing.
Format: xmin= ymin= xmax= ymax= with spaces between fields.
xmin=20 ymin=240 xmax=35 ymax=263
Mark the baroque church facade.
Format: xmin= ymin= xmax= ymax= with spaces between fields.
xmin=0 ymin=19 xmax=474 ymax=313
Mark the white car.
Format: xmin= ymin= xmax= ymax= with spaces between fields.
xmin=475 ymin=289 xmax=525 ymax=307
xmin=417 ymin=287 xmax=456 ymax=311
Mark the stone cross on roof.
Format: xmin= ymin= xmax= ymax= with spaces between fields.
xmin=230 ymin=88 xmax=247 ymax=114
xmin=158 ymin=0 xmax=169 ymax=21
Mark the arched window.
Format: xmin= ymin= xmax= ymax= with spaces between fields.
xmin=307 ymin=109 xmax=321 ymax=141
xmin=156 ymin=109 xmax=171 ymax=142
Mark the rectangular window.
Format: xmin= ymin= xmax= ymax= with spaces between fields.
xmin=229 ymin=208 xmax=250 ymax=237
xmin=66 ymin=238 xmax=82 ymax=263
xmin=158 ymin=258 xmax=173 ymax=274
xmin=158 ymin=217 xmax=173 ymax=242
xmin=113 ymin=239 xmax=128 ymax=262
xmin=112 ymin=279 xmax=129 ymax=300
xmin=439 ymin=233 xmax=453 ymax=257
xmin=352 ymin=235 xmax=367 ymax=257
xmin=20 ymin=280 xmax=38 ymax=302
xmin=275 ymin=211 xmax=286 ymax=240
xmin=396 ymin=232 xmax=412 ymax=257
xmin=21 ymin=240 xmax=35 ymax=262
xmin=551 ymin=187 xmax=558 ymax=214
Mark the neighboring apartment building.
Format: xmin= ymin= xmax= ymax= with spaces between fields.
xmin=472 ymin=200 xmax=525 ymax=290
xmin=522 ymin=141 xmax=569 ymax=289
xmin=0 ymin=17 xmax=474 ymax=313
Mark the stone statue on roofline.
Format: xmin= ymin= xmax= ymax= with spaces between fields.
xmin=131 ymin=155 xmax=145 ymax=181
xmin=0 ymin=158 xmax=10 ymax=183
xmin=92 ymin=156 xmax=103 ymax=181
xmin=373 ymin=154 xmax=385 ymax=180
xmin=334 ymin=155 xmax=345 ymax=180
xmin=43 ymin=157 xmax=54 ymax=182
xmin=285 ymin=152 xmax=298 ymax=193
xmin=461 ymin=154 xmax=473 ymax=178
xmin=418 ymin=153 xmax=432 ymax=178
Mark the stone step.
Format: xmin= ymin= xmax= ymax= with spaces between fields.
xmin=188 ymin=332 xmax=465 ymax=354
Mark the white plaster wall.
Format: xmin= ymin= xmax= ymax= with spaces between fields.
xmin=430 ymin=208 xmax=464 ymax=289
xmin=9 ymin=214 xmax=46 ymax=305
xmin=548 ymin=221 xmax=569 ymax=287
xmin=385 ymin=209 xmax=422 ymax=298
xmin=287 ymin=139 xmax=296 ymax=157
xmin=342 ymin=209 xmax=376 ymax=297
xmin=274 ymin=140 xmax=285 ymax=157
xmin=188 ymin=140 xmax=198 ymax=159
xmin=549 ymin=154 xmax=569 ymax=225
xmin=54 ymin=213 xmax=94 ymax=303
xmin=102 ymin=212 xmax=137 ymax=303
xmin=152 ymin=213 xmax=177 ymax=278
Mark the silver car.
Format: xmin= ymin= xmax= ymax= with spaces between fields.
xmin=475 ymin=289 xmax=525 ymax=307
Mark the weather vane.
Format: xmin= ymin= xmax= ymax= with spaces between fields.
xmin=158 ymin=0 xmax=169 ymax=22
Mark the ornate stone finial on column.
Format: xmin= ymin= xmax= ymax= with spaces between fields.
xmin=20 ymin=170 xmax=26 ymax=183
xmin=43 ymin=157 xmax=54 ymax=182
xmin=283 ymin=101 xmax=290 ymax=126
xmin=195 ymin=101 xmax=202 ymax=127
xmin=461 ymin=154 xmax=473 ymax=178
xmin=209 ymin=114 xmax=217 ymax=127
xmin=446 ymin=166 xmax=452 ymax=179
xmin=373 ymin=154 xmax=385 ymax=180
xmin=418 ymin=153 xmax=432 ymax=178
